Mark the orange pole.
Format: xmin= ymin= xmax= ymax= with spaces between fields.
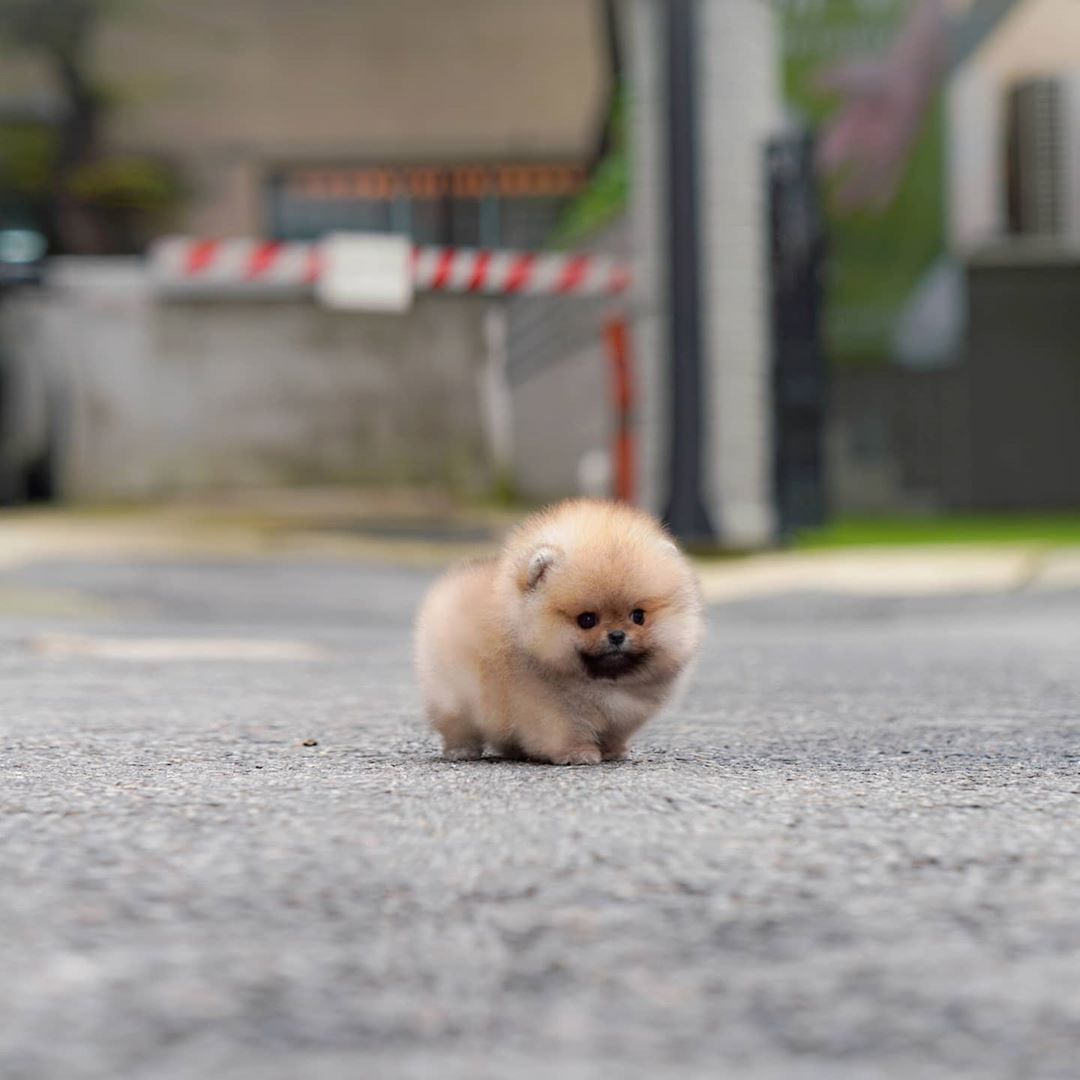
xmin=604 ymin=314 xmax=637 ymax=505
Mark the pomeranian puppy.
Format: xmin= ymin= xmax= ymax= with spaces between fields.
xmin=414 ymin=499 xmax=704 ymax=765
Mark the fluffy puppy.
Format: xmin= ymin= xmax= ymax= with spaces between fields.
xmin=414 ymin=499 xmax=704 ymax=765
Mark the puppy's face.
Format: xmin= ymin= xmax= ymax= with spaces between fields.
xmin=511 ymin=540 xmax=702 ymax=684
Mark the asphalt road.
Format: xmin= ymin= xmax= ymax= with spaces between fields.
xmin=1 ymin=555 xmax=1079 ymax=1080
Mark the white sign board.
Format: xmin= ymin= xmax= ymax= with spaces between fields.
xmin=316 ymin=233 xmax=414 ymax=312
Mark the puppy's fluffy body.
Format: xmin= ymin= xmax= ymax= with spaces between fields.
xmin=414 ymin=499 xmax=704 ymax=765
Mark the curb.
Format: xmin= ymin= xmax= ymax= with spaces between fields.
xmin=4 ymin=504 xmax=1080 ymax=603
xmin=695 ymin=546 xmax=1080 ymax=604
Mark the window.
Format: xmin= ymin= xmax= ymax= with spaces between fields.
xmin=267 ymin=163 xmax=587 ymax=249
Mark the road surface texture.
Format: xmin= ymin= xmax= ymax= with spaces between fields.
xmin=1 ymin=554 xmax=1078 ymax=1080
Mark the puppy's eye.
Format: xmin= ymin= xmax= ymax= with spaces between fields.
xmin=631 ymin=609 xmax=646 ymax=625
xmin=576 ymin=612 xmax=598 ymax=630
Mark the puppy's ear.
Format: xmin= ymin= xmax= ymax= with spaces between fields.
xmin=659 ymin=538 xmax=680 ymax=555
xmin=522 ymin=546 xmax=558 ymax=591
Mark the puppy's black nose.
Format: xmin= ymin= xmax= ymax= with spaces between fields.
xmin=608 ymin=630 xmax=626 ymax=647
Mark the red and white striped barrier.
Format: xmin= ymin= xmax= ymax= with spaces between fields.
xmin=151 ymin=238 xmax=322 ymax=290
xmin=150 ymin=236 xmax=631 ymax=299
xmin=411 ymin=247 xmax=630 ymax=297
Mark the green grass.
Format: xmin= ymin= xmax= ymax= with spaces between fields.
xmin=794 ymin=515 xmax=1080 ymax=550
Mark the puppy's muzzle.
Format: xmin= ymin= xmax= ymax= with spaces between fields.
xmin=580 ymin=646 xmax=648 ymax=680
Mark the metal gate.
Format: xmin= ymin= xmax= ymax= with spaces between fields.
xmin=767 ymin=131 xmax=828 ymax=538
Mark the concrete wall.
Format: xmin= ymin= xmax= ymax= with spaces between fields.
xmin=507 ymin=332 xmax=612 ymax=501
xmin=505 ymin=293 xmax=613 ymax=502
xmin=504 ymin=219 xmax=628 ymax=502
xmin=2 ymin=260 xmax=492 ymax=500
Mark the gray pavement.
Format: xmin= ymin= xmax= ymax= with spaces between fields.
xmin=1 ymin=554 xmax=1079 ymax=1079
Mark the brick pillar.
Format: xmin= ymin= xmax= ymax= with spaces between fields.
xmin=622 ymin=0 xmax=781 ymax=547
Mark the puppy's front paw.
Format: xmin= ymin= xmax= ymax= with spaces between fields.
xmin=551 ymin=746 xmax=602 ymax=766
xmin=442 ymin=745 xmax=483 ymax=762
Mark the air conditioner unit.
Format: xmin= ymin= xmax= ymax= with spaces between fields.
xmin=1005 ymin=74 xmax=1080 ymax=243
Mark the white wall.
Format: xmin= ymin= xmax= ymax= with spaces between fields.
xmin=947 ymin=0 xmax=1080 ymax=250
xmin=947 ymin=67 xmax=1004 ymax=250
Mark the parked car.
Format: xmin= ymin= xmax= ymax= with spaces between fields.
xmin=0 ymin=226 xmax=61 ymax=504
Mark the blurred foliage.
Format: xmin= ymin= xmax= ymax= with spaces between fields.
xmin=782 ymin=0 xmax=946 ymax=366
xmin=549 ymin=89 xmax=628 ymax=249
xmin=0 ymin=122 xmax=181 ymax=217
xmin=0 ymin=123 xmax=56 ymax=194
xmin=68 ymin=156 xmax=182 ymax=211
xmin=0 ymin=0 xmax=95 ymax=53
xmin=0 ymin=0 xmax=186 ymax=249
xmin=795 ymin=515 xmax=1080 ymax=549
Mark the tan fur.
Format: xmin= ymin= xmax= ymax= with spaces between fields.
xmin=414 ymin=499 xmax=704 ymax=765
